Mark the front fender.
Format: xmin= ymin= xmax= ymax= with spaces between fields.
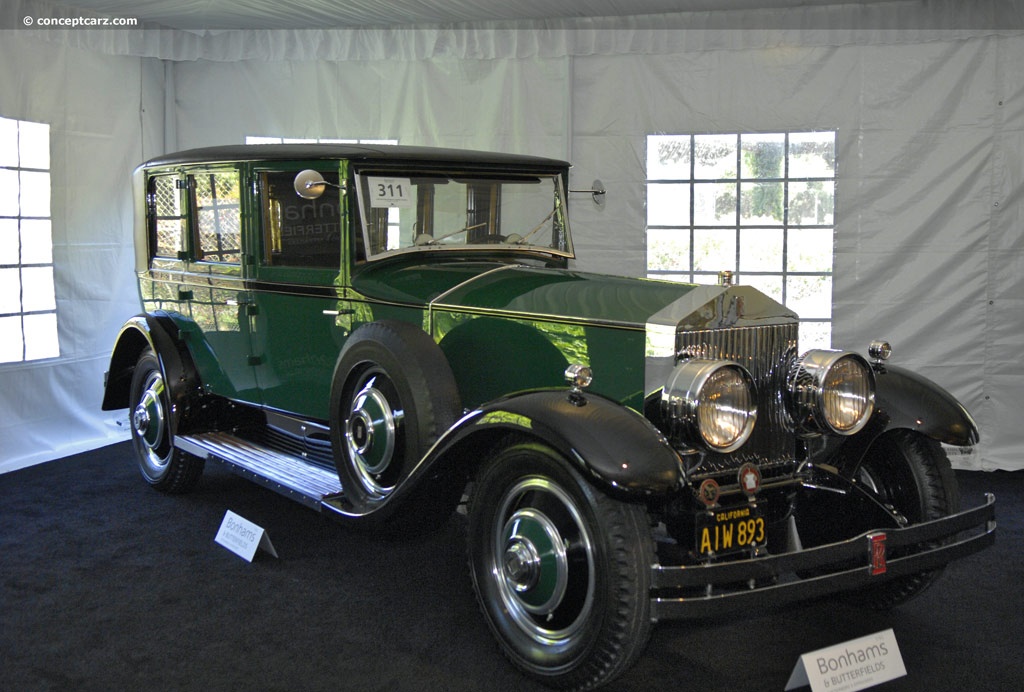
xmin=429 ymin=390 xmax=684 ymax=498
xmin=822 ymin=364 xmax=979 ymax=475
xmin=874 ymin=364 xmax=979 ymax=446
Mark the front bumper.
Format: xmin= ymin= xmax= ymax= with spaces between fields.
xmin=650 ymin=493 xmax=995 ymax=620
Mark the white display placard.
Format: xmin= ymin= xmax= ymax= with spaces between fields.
xmin=368 ymin=177 xmax=413 ymax=208
xmin=214 ymin=510 xmax=278 ymax=562
xmin=785 ymin=629 xmax=906 ymax=692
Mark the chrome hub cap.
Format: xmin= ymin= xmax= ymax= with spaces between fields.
xmin=492 ymin=478 xmax=595 ymax=645
xmin=344 ymin=375 xmax=400 ymax=497
xmin=133 ymin=370 xmax=168 ymax=470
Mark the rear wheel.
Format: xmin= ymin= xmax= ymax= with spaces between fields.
xmin=467 ymin=441 xmax=654 ymax=690
xmin=129 ymin=348 xmax=204 ymax=493
xmin=846 ymin=429 xmax=960 ymax=608
xmin=331 ymin=321 xmax=462 ymax=520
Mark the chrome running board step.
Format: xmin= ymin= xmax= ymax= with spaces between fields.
xmin=177 ymin=431 xmax=343 ymax=511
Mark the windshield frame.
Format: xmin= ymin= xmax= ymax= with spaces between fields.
xmin=351 ymin=166 xmax=574 ymax=263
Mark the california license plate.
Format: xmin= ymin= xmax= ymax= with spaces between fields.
xmin=696 ymin=504 xmax=766 ymax=557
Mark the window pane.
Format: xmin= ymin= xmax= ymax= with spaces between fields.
xmin=740 ymin=134 xmax=785 ymax=179
xmin=647 ymin=228 xmax=690 ymax=272
xmin=20 ymin=219 xmax=52 ymax=264
xmin=0 ymin=315 xmax=23 ymax=363
xmin=647 ymin=135 xmax=691 ymax=181
xmin=743 ymin=273 xmax=783 ymax=302
xmin=647 ymin=183 xmax=689 ymax=226
xmin=693 ymin=135 xmax=737 ymax=179
xmin=739 ymin=228 xmax=783 ymax=272
xmin=0 ymin=267 xmax=21 ymax=313
xmin=694 ymin=228 xmax=735 ymax=272
xmin=262 ymin=171 xmax=342 ymax=267
xmin=19 ymin=170 xmax=50 ymax=217
xmin=693 ymin=182 xmax=736 ymax=226
xmin=21 ymin=266 xmax=56 ymax=311
xmin=740 ymin=181 xmax=784 ymax=225
xmin=650 ymin=273 xmax=692 ymax=284
xmin=152 ymin=176 xmax=185 ymax=258
xmin=0 ymin=168 xmax=18 ymax=215
xmin=789 ymin=132 xmax=835 ymax=178
xmin=23 ymin=312 xmax=59 ymax=360
xmin=0 ymin=117 xmax=17 ymax=167
xmin=800 ymin=321 xmax=832 ymax=350
xmin=788 ymin=180 xmax=834 ymax=226
xmin=787 ymin=275 xmax=832 ymax=319
xmin=0 ymin=218 xmax=18 ymax=264
xmin=196 ymin=171 xmax=242 ymax=263
xmin=19 ymin=121 xmax=50 ymax=170
xmin=788 ymin=228 xmax=834 ymax=272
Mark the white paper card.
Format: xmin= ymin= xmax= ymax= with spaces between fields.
xmin=786 ymin=629 xmax=906 ymax=692
xmin=368 ymin=177 xmax=413 ymax=208
xmin=214 ymin=510 xmax=278 ymax=562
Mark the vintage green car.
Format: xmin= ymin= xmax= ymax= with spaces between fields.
xmin=102 ymin=144 xmax=994 ymax=690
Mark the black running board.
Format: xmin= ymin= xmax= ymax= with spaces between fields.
xmin=176 ymin=431 xmax=347 ymax=512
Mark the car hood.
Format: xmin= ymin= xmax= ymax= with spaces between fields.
xmin=351 ymin=260 xmax=795 ymax=330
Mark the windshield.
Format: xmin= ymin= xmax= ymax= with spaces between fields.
xmin=353 ymin=170 xmax=573 ymax=260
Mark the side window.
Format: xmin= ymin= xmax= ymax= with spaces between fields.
xmin=148 ymin=174 xmax=186 ymax=259
xmin=261 ymin=170 xmax=342 ymax=268
xmin=194 ymin=170 xmax=242 ymax=263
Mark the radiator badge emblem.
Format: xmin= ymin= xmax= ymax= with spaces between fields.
xmin=738 ymin=462 xmax=761 ymax=497
xmin=698 ymin=478 xmax=720 ymax=507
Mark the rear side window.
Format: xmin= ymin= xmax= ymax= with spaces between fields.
xmin=194 ymin=170 xmax=242 ymax=264
xmin=148 ymin=174 xmax=186 ymax=259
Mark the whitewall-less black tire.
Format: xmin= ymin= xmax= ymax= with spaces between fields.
xmin=467 ymin=441 xmax=654 ymax=690
xmin=128 ymin=348 xmax=204 ymax=493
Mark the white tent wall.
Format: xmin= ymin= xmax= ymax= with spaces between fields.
xmin=0 ymin=33 xmax=162 ymax=472
xmin=170 ymin=57 xmax=571 ymax=162
xmin=0 ymin=18 xmax=1021 ymax=472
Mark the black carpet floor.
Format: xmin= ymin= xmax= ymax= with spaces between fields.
xmin=1 ymin=442 xmax=1020 ymax=692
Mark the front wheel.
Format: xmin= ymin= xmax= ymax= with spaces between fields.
xmin=467 ymin=441 xmax=654 ymax=690
xmin=846 ymin=429 xmax=961 ymax=608
xmin=128 ymin=348 xmax=204 ymax=493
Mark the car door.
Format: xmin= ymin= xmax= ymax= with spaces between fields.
xmin=181 ymin=166 xmax=261 ymax=404
xmin=247 ymin=162 xmax=353 ymax=421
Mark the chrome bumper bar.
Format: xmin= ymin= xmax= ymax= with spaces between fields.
xmin=650 ymin=493 xmax=995 ymax=620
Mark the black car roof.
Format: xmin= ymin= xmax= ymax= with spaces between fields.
xmin=142 ymin=144 xmax=570 ymax=170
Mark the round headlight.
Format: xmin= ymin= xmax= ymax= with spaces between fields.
xmin=788 ymin=350 xmax=875 ymax=436
xmin=662 ymin=359 xmax=757 ymax=452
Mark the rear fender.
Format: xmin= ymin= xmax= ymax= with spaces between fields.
xmin=101 ymin=313 xmax=203 ymax=435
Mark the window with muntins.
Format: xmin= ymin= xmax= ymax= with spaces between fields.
xmin=646 ymin=132 xmax=836 ymax=349
xmin=0 ymin=116 xmax=58 ymax=363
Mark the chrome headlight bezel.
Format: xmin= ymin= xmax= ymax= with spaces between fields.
xmin=787 ymin=349 xmax=876 ymax=436
xmin=661 ymin=359 xmax=758 ymax=453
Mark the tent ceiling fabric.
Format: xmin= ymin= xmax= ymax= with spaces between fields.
xmin=40 ymin=0 xmax=898 ymax=31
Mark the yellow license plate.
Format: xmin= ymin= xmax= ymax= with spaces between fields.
xmin=697 ymin=505 xmax=766 ymax=556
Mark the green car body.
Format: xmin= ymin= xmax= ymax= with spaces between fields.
xmin=103 ymin=144 xmax=994 ymax=690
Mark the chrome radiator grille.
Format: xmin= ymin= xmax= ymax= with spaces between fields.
xmin=676 ymin=323 xmax=799 ymax=479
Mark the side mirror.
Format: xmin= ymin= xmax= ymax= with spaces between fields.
xmin=294 ymin=169 xmax=346 ymax=200
xmin=569 ymin=179 xmax=606 ymax=207
xmin=294 ymin=169 xmax=326 ymax=199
